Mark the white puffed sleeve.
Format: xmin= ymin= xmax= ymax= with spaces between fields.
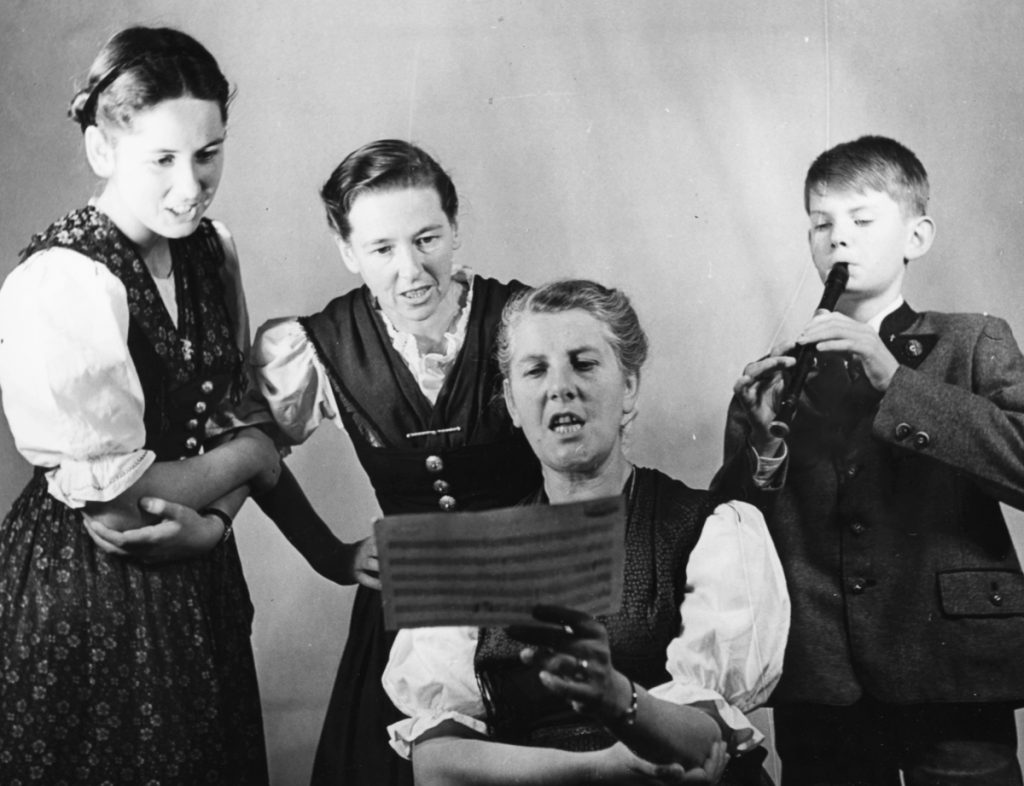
xmin=251 ymin=317 xmax=342 ymax=445
xmin=649 ymin=500 xmax=789 ymax=746
xmin=0 ymin=248 xmax=154 ymax=507
xmin=382 ymin=626 xmax=489 ymax=759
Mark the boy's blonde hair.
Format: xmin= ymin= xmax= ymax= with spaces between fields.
xmin=804 ymin=135 xmax=929 ymax=217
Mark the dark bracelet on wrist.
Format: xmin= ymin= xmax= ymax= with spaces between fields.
xmin=199 ymin=507 xmax=234 ymax=545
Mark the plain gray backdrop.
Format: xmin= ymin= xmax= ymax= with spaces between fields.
xmin=3 ymin=1 xmax=1024 ymax=783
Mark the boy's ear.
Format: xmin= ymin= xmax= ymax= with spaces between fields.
xmin=905 ymin=215 xmax=936 ymax=262
xmin=84 ymin=126 xmax=115 ymax=178
xmin=334 ymin=235 xmax=361 ymax=275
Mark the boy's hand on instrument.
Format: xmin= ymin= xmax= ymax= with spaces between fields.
xmin=733 ymin=351 xmax=796 ymax=455
xmin=797 ymin=312 xmax=899 ymax=392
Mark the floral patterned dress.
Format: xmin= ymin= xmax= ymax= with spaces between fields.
xmin=0 ymin=207 xmax=269 ymax=785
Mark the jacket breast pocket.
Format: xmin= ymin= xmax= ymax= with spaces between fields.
xmin=938 ymin=570 xmax=1024 ymax=617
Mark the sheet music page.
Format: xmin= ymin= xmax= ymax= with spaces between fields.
xmin=375 ymin=495 xmax=625 ymax=630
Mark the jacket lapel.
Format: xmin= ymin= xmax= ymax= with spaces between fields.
xmin=880 ymin=302 xmax=937 ymax=370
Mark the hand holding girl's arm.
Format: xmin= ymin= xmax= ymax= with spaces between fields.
xmin=83 ymin=485 xmax=248 ymax=562
xmin=82 ymin=426 xmax=280 ymax=533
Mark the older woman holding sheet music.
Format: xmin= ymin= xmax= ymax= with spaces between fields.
xmin=383 ymin=279 xmax=790 ymax=785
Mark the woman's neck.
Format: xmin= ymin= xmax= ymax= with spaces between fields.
xmin=141 ymin=242 xmax=174 ymax=279
xmin=543 ymin=451 xmax=633 ymax=504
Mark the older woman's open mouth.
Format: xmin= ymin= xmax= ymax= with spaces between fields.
xmin=549 ymin=413 xmax=584 ymax=434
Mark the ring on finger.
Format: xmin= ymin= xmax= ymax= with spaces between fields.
xmin=572 ymin=657 xmax=589 ymax=682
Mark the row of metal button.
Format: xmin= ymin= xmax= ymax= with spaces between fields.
xmin=182 ymin=380 xmax=216 ymax=455
xmin=426 ymin=454 xmax=456 ymax=511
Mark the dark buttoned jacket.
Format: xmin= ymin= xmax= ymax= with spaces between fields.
xmin=713 ymin=303 xmax=1024 ymax=705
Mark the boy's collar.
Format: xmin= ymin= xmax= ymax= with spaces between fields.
xmin=867 ymin=296 xmax=905 ymax=333
xmin=878 ymin=300 xmax=918 ymax=340
xmin=878 ymin=301 xmax=936 ymax=368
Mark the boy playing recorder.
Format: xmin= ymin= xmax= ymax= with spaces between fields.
xmin=713 ymin=135 xmax=1024 ymax=785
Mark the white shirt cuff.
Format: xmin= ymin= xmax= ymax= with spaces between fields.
xmin=750 ymin=442 xmax=787 ymax=488
xmin=47 ymin=449 xmax=156 ymax=508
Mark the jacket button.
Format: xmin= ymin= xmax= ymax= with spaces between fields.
xmin=849 ymin=578 xmax=866 ymax=594
xmin=906 ymin=339 xmax=923 ymax=357
xmin=200 ymin=379 xmax=215 ymax=394
xmin=850 ymin=521 xmax=866 ymax=535
xmin=185 ymin=437 xmax=199 ymax=451
xmin=186 ymin=419 xmax=200 ymax=431
xmin=194 ymin=401 xmax=207 ymax=414
xmin=912 ymin=431 xmax=930 ymax=449
xmin=433 ymin=479 xmax=450 ymax=494
xmin=991 ymin=593 xmax=1004 ymax=606
xmin=438 ymin=495 xmax=456 ymax=511
xmin=845 ymin=465 xmax=860 ymax=479
xmin=425 ymin=455 xmax=444 ymax=473
xmin=895 ymin=423 xmax=912 ymax=440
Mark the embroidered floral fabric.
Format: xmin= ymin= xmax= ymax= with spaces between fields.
xmin=19 ymin=206 xmax=243 ymax=390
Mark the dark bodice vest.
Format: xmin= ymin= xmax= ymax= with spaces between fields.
xmin=300 ymin=275 xmax=540 ymax=515
xmin=475 ymin=467 xmax=711 ymax=751
xmin=20 ymin=207 xmax=244 ymax=461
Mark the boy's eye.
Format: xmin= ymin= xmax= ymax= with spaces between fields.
xmin=811 ymin=222 xmax=831 ymax=231
xmin=416 ymin=235 xmax=440 ymax=250
xmin=196 ymin=148 xmax=221 ymax=164
xmin=155 ymin=155 xmax=174 ymax=166
xmin=854 ymin=219 xmax=873 ymax=226
xmin=370 ymin=245 xmax=392 ymax=256
xmin=573 ymin=358 xmax=598 ymax=372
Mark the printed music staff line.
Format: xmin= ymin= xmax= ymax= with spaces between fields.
xmin=375 ymin=496 xmax=626 ymax=630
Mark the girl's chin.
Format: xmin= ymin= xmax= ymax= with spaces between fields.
xmin=151 ymin=216 xmax=203 ymax=239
